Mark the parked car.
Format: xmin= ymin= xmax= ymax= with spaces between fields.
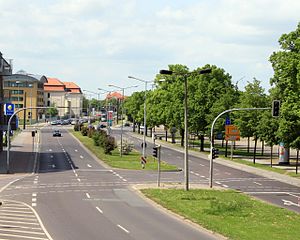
xmin=50 ymin=120 xmax=59 ymax=125
xmin=53 ymin=130 xmax=62 ymax=137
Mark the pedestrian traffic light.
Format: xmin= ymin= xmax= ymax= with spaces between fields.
xmin=212 ymin=148 xmax=219 ymax=159
xmin=153 ymin=147 xmax=158 ymax=158
xmin=272 ymin=100 xmax=280 ymax=117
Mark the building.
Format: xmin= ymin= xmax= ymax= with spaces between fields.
xmin=3 ymin=70 xmax=47 ymax=123
xmin=44 ymin=78 xmax=82 ymax=118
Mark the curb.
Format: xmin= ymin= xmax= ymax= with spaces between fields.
xmin=128 ymin=132 xmax=300 ymax=188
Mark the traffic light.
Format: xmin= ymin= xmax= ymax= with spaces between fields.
xmin=272 ymin=100 xmax=280 ymax=117
xmin=212 ymin=148 xmax=219 ymax=159
xmin=153 ymin=147 xmax=158 ymax=158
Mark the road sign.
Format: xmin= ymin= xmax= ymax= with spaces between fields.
xmin=225 ymin=125 xmax=240 ymax=141
xmin=4 ymin=103 xmax=14 ymax=115
xmin=225 ymin=117 xmax=231 ymax=125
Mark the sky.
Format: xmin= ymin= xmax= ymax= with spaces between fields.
xmin=1 ymin=0 xmax=299 ymax=98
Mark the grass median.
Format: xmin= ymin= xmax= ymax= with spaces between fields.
xmin=70 ymin=130 xmax=178 ymax=171
xmin=141 ymin=188 xmax=300 ymax=240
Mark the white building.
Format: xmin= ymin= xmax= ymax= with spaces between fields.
xmin=44 ymin=78 xmax=82 ymax=118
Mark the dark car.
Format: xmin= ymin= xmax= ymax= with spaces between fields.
xmin=53 ymin=130 xmax=62 ymax=137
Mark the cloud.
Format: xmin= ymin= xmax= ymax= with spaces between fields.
xmin=0 ymin=0 xmax=299 ymax=94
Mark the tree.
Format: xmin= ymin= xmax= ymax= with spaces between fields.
xmin=123 ymin=91 xmax=144 ymax=132
xmin=269 ymin=22 xmax=300 ymax=162
xmin=234 ymin=78 xmax=268 ymax=163
xmin=46 ymin=103 xmax=58 ymax=118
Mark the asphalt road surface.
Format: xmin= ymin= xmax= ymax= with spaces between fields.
xmin=0 ymin=126 xmax=220 ymax=240
xmin=119 ymin=127 xmax=300 ymax=214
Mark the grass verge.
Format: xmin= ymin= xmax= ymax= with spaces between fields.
xmin=70 ymin=130 xmax=178 ymax=171
xmin=141 ymin=188 xmax=300 ymax=240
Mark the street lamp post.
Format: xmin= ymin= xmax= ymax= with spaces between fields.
xmin=108 ymin=84 xmax=138 ymax=157
xmin=159 ymin=68 xmax=212 ymax=191
xmin=128 ymin=76 xmax=165 ymax=159
xmin=98 ymin=88 xmax=112 ymax=133
xmin=128 ymin=76 xmax=151 ymax=159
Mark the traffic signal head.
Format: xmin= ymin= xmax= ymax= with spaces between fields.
xmin=212 ymin=148 xmax=219 ymax=159
xmin=153 ymin=147 xmax=158 ymax=158
xmin=272 ymin=100 xmax=280 ymax=117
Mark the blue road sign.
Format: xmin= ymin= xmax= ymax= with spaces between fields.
xmin=225 ymin=116 xmax=231 ymax=125
xmin=4 ymin=103 xmax=15 ymax=115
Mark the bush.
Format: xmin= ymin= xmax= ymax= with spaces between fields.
xmin=103 ymin=136 xmax=116 ymax=154
xmin=81 ymin=126 xmax=88 ymax=136
xmin=87 ymin=126 xmax=95 ymax=138
xmin=74 ymin=123 xmax=80 ymax=131
xmin=92 ymin=130 xmax=107 ymax=147
xmin=117 ymin=139 xmax=134 ymax=155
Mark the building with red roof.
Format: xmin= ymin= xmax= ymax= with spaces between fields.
xmin=44 ymin=77 xmax=82 ymax=118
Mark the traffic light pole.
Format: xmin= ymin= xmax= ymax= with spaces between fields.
xmin=209 ymin=107 xmax=271 ymax=188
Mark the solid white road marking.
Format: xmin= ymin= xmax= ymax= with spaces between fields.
xmin=87 ymin=164 xmax=92 ymax=168
xmin=96 ymin=207 xmax=103 ymax=214
xmin=117 ymin=224 xmax=130 ymax=233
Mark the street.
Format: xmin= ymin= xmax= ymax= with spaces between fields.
xmin=0 ymin=126 xmax=219 ymax=240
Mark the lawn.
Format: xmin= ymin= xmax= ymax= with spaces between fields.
xmin=142 ymin=188 xmax=300 ymax=240
xmin=70 ymin=130 xmax=178 ymax=171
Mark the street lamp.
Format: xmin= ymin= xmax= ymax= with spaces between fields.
xmin=108 ymin=84 xmax=138 ymax=157
xmin=128 ymin=76 xmax=165 ymax=159
xmin=98 ymin=88 xmax=112 ymax=133
xmin=159 ymin=68 xmax=212 ymax=191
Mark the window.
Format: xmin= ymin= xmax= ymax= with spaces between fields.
xmin=11 ymin=90 xmax=24 ymax=95
xmin=47 ymin=101 xmax=50 ymax=107
xmin=11 ymin=97 xmax=24 ymax=101
xmin=48 ymin=93 xmax=50 ymax=98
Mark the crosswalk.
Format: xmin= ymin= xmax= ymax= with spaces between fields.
xmin=0 ymin=200 xmax=52 ymax=240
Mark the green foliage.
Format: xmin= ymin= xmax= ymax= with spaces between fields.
xmin=103 ymin=136 xmax=116 ymax=154
xmin=81 ymin=126 xmax=88 ymax=136
xmin=117 ymin=138 xmax=134 ymax=155
xmin=269 ymin=22 xmax=300 ymax=147
xmin=91 ymin=129 xmax=115 ymax=154
xmin=46 ymin=103 xmax=58 ymax=117
xmin=86 ymin=125 xmax=95 ymax=138
xmin=234 ymin=78 xmax=268 ymax=139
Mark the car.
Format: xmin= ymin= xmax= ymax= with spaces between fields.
xmin=50 ymin=120 xmax=59 ymax=125
xmin=53 ymin=130 xmax=62 ymax=137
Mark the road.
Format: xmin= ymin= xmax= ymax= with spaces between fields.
xmin=119 ymin=127 xmax=300 ymax=213
xmin=0 ymin=126 xmax=219 ymax=240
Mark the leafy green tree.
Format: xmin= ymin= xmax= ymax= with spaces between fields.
xmin=46 ymin=103 xmax=58 ymax=118
xmin=269 ymin=22 xmax=300 ymax=162
xmin=123 ymin=91 xmax=144 ymax=132
xmin=234 ymin=78 xmax=268 ymax=163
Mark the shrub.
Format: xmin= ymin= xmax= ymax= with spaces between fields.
xmin=103 ymin=136 xmax=116 ymax=154
xmin=117 ymin=139 xmax=134 ymax=155
xmin=81 ymin=126 xmax=88 ymax=136
xmin=87 ymin=126 xmax=95 ymax=138
xmin=74 ymin=123 xmax=80 ymax=131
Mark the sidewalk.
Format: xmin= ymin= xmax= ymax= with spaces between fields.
xmin=0 ymin=127 xmax=39 ymax=189
xmin=129 ymin=131 xmax=300 ymax=188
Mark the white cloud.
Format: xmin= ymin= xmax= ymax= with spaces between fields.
xmin=0 ymin=0 xmax=299 ymax=94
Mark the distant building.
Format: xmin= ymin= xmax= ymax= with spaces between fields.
xmin=106 ymin=91 xmax=125 ymax=100
xmin=3 ymin=70 xmax=47 ymax=122
xmin=44 ymin=78 xmax=82 ymax=118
